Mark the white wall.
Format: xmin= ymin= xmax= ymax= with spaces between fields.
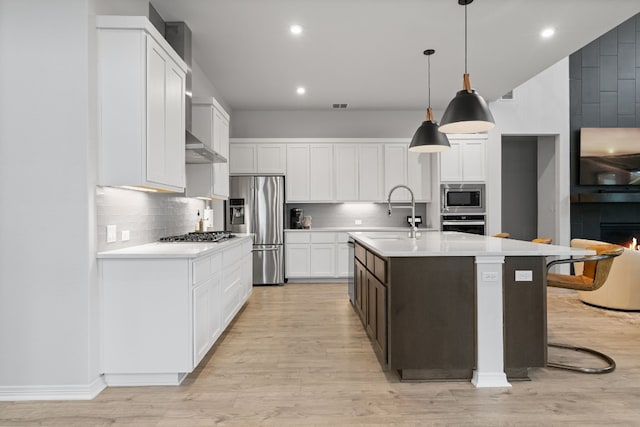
xmin=487 ymin=58 xmax=570 ymax=245
xmin=0 ymin=0 xmax=103 ymax=398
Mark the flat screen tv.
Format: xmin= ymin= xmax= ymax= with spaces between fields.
xmin=579 ymin=128 xmax=640 ymax=185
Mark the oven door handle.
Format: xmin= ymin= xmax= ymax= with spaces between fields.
xmin=441 ymin=221 xmax=486 ymax=226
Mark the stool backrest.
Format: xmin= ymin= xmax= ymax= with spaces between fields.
xmin=584 ymin=244 xmax=625 ymax=291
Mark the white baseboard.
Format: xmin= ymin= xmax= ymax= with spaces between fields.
xmin=104 ymin=372 xmax=187 ymax=386
xmin=0 ymin=376 xmax=107 ymax=401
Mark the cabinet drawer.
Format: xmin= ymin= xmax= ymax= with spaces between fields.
xmin=366 ymin=251 xmax=375 ymax=270
xmin=374 ymin=256 xmax=387 ymax=283
xmin=223 ymin=244 xmax=242 ymax=265
xmin=311 ymin=232 xmax=335 ymax=243
xmin=355 ymin=243 xmax=366 ymax=264
xmin=193 ymin=256 xmax=211 ymax=285
xmin=286 ymin=232 xmax=311 ymax=243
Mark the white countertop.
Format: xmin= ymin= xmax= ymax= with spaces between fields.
xmin=96 ymin=235 xmax=253 ymax=259
xmin=285 ymin=227 xmax=436 ymax=232
xmin=349 ymin=231 xmax=595 ymax=258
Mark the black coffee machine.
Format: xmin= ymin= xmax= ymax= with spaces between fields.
xmin=290 ymin=208 xmax=304 ymax=229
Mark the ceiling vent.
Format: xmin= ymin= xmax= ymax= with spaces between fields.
xmin=332 ymin=103 xmax=348 ymax=109
xmin=501 ymin=90 xmax=514 ymax=100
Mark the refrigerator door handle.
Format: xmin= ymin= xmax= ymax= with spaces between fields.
xmin=253 ymin=247 xmax=279 ymax=252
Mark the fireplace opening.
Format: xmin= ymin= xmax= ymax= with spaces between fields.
xmin=600 ymin=223 xmax=640 ymax=246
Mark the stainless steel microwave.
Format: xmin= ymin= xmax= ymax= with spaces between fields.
xmin=441 ymin=183 xmax=485 ymax=213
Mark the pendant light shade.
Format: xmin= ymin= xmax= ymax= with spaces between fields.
xmin=440 ymin=0 xmax=495 ymax=134
xmin=409 ymin=49 xmax=450 ymax=153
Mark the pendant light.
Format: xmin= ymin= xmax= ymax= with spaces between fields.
xmin=409 ymin=49 xmax=451 ymax=153
xmin=439 ymin=0 xmax=495 ymax=134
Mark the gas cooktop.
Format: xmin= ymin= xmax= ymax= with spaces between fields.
xmin=159 ymin=231 xmax=235 ymax=243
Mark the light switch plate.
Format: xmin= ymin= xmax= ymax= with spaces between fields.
xmin=515 ymin=270 xmax=533 ymax=281
xmin=481 ymin=271 xmax=498 ymax=282
xmin=106 ymin=225 xmax=117 ymax=243
xmin=355 ymin=219 xmax=362 ymax=225
xmin=121 ymin=230 xmax=130 ymax=241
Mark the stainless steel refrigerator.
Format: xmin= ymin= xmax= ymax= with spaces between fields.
xmin=226 ymin=176 xmax=284 ymax=285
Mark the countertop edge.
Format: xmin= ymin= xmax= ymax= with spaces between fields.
xmin=96 ymin=235 xmax=253 ymax=259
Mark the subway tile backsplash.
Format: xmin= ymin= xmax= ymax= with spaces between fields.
xmin=285 ymin=203 xmax=429 ymax=229
xmin=96 ymin=186 xmax=206 ymax=252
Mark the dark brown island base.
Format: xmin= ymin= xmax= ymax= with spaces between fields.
xmin=350 ymin=232 xmax=591 ymax=384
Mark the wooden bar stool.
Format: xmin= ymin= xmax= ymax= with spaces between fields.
xmin=546 ymin=244 xmax=624 ymax=373
xmin=493 ymin=232 xmax=510 ymax=238
xmin=532 ymin=237 xmax=552 ymax=244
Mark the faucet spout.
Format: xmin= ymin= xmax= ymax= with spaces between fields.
xmin=387 ymin=184 xmax=417 ymax=239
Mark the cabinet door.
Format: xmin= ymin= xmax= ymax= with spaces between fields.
xmin=460 ymin=140 xmax=486 ymax=181
xmin=440 ymin=140 xmax=463 ymax=182
xmin=193 ymin=280 xmax=211 ymax=365
xmin=358 ymin=144 xmax=384 ymax=201
xmin=257 ymin=144 xmax=286 ymax=174
xmin=286 ymin=145 xmax=310 ymax=201
xmin=164 ymin=61 xmax=186 ymax=188
xmin=408 ymin=151 xmax=432 ymax=201
xmin=285 ymin=244 xmax=311 ymax=277
xmin=310 ymin=244 xmax=336 ymax=277
xmin=146 ymin=37 xmax=168 ymax=185
xmin=336 ymin=243 xmax=350 ymax=278
xmin=334 ymin=144 xmax=358 ymax=201
xmin=229 ymin=144 xmax=257 ymax=174
xmin=309 ymin=144 xmax=334 ymax=201
xmin=354 ymin=260 xmax=367 ymax=324
xmin=384 ymin=144 xmax=409 ymax=201
xmin=213 ymin=110 xmax=230 ymax=197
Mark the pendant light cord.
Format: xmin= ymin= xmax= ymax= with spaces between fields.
xmin=464 ymin=1 xmax=468 ymax=74
xmin=427 ymin=54 xmax=431 ymax=108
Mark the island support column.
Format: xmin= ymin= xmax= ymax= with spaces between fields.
xmin=472 ymin=256 xmax=512 ymax=388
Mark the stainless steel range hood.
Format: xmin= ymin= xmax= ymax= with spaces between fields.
xmin=185 ymin=130 xmax=227 ymax=164
xmin=165 ymin=21 xmax=227 ymax=165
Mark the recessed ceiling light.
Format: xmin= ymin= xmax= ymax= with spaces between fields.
xmin=296 ymin=86 xmax=306 ymax=95
xmin=290 ymin=24 xmax=303 ymax=35
xmin=541 ymin=27 xmax=555 ymax=39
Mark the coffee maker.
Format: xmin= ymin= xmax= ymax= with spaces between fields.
xmin=290 ymin=208 xmax=303 ymax=229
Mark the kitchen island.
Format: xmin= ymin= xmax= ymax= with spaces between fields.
xmin=349 ymin=231 xmax=593 ymax=388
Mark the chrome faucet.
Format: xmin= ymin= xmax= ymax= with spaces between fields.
xmin=387 ymin=185 xmax=417 ymax=239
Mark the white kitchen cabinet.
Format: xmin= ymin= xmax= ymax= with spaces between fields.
xmin=286 ymin=144 xmax=311 ymax=201
xmin=440 ymin=139 xmax=486 ymax=182
xmin=385 ymin=144 xmax=432 ymax=202
xmin=334 ymin=144 xmax=383 ymax=202
xmin=358 ymin=144 xmax=385 ymax=201
xmin=99 ymin=236 xmax=252 ymax=386
xmin=230 ymin=143 xmax=286 ymax=175
xmin=187 ymin=98 xmax=230 ymax=199
xmin=97 ymin=16 xmax=187 ymax=192
xmin=285 ymin=231 xmax=349 ymax=279
xmin=309 ymin=144 xmax=334 ymax=201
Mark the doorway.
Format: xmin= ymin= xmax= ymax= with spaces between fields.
xmin=501 ymin=136 xmax=557 ymax=242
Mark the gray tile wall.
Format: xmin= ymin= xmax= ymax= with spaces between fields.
xmin=285 ymin=203 xmax=429 ymax=229
xmin=96 ymin=187 xmax=207 ymax=252
xmin=570 ymin=13 xmax=640 ymax=240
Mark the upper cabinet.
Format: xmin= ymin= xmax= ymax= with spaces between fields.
xmin=384 ymin=144 xmax=432 ymax=202
xmin=440 ymin=138 xmax=486 ymax=182
xmin=334 ymin=144 xmax=384 ymax=202
xmin=229 ymin=143 xmax=286 ymax=175
xmin=286 ymin=144 xmax=334 ymax=202
xmin=187 ymin=98 xmax=230 ymax=199
xmin=97 ymin=16 xmax=187 ymax=192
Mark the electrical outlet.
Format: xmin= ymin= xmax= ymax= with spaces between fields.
xmin=121 ymin=230 xmax=130 ymax=241
xmin=481 ymin=271 xmax=499 ymax=282
xmin=515 ymin=270 xmax=533 ymax=282
xmin=355 ymin=219 xmax=362 ymax=225
xmin=106 ymin=225 xmax=117 ymax=243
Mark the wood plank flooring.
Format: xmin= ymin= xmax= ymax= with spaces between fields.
xmin=2 ymin=284 xmax=640 ymax=426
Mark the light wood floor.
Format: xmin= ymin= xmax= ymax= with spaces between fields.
xmin=2 ymin=284 xmax=640 ymax=426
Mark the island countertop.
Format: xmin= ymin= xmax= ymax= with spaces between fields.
xmin=348 ymin=231 xmax=594 ymax=258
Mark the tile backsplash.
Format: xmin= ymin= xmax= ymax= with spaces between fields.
xmin=96 ymin=187 xmax=207 ymax=252
xmin=285 ymin=203 xmax=429 ymax=229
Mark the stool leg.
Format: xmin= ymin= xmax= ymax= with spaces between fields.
xmin=548 ymin=343 xmax=616 ymax=374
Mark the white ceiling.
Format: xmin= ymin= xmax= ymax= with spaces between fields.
xmin=151 ymin=0 xmax=640 ymax=112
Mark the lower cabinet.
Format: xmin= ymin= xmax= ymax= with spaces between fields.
xmin=100 ymin=237 xmax=253 ymax=386
xmin=354 ymin=242 xmax=387 ymax=365
xmin=285 ymin=231 xmax=349 ymax=279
